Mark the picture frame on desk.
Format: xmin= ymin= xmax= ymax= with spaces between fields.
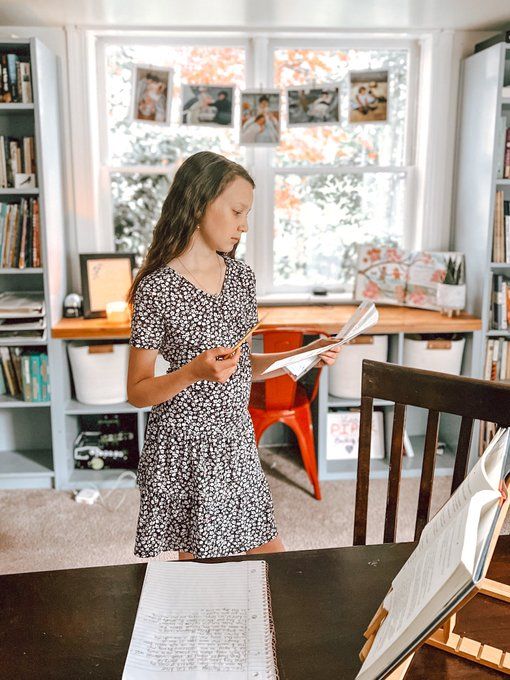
xmin=79 ymin=253 xmax=136 ymax=319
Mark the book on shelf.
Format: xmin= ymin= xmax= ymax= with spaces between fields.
xmin=491 ymin=190 xmax=510 ymax=263
xmin=0 ymin=347 xmax=49 ymax=401
xmin=491 ymin=273 xmax=510 ymax=330
xmin=0 ymin=198 xmax=41 ymax=268
xmin=0 ymin=53 xmax=32 ymax=104
xmin=122 ymin=560 xmax=278 ymax=679
xmin=354 ymin=245 xmax=464 ymax=310
xmin=0 ymin=135 xmax=36 ymax=188
xmin=356 ymin=427 xmax=510 ymax=680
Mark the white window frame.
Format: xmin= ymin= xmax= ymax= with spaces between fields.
xmin=68 ymin=28 xmax=449 ymax=302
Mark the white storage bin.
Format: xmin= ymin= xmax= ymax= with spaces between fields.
xmin=68 ymin=342 xmax=129 ymax=405
xmin=327 ymin=410 xmax=384 ymax=460
xmin=329 ymin=335 xmax=388 ymax=399
xmin=403 ymin=335 xmax=465 ymax=376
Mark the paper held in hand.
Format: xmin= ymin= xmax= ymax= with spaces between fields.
xmin=261 ymin=301 xmax=379 ymax=381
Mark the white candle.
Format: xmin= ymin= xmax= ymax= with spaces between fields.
xmin=105 ymin=300 xmax=130 ymax=323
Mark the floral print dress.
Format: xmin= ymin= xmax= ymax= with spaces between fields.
xmin=129 ymin=254 xmax=278 ymax=558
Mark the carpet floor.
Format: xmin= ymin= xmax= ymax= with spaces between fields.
xmin=1 ymin=445 xmax=508 ymax=575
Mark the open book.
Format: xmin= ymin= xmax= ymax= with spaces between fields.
xmin=122 ymin=560 xmax=278 ymax=680
xmin=356 ymin=427 xmax=510 ymax=680
xmin=261 ymin=301 xmax=378 ymax=381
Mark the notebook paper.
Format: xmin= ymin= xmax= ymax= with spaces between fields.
xmin=122 ymin=560 xmax=278 ymax=680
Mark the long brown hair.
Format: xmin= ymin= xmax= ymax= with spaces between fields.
xmin=127 ymin=151 xmax=255 ymax=305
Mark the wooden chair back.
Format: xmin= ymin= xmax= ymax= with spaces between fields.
xmin=354 ymin=359 xmax=510 ymax=545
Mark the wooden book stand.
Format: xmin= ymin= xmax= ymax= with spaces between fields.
xmin=359 ymin=496 xmax=510 ymax=678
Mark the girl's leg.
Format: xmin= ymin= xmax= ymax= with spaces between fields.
xmin=245 ymin=535 xmax=286 ymax=555
xmin=178 ymin=550 xmax=195 ymax=560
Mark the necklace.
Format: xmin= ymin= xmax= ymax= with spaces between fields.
xmin=176 ymin=254 xmax=223 ymax=296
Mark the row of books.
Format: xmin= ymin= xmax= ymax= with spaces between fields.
xmin=0 ymin=54 xmax=32 ymax=104
xmin=0 ymin=291 xmax=46 ymax=342
xmin=0 ymin=347 xmax=49 ymax=401
xmin=0 ymin=199 xmax=40 ymax=268
xmin=491 ymin=190 xmax=510 ymax=263
xmin=484 ymin=337 xmax=510 ymax=382
xmin=491 ymin=273 xmax=510 ymax=329
xmin=0 ymin=136 xmax=36 ymax=189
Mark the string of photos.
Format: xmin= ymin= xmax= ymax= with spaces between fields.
xmin=129 ymin=63 xmax=389 ymax=146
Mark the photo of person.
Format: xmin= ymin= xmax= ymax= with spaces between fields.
xmin=349 ymin=70 xmax=388 ymax=124
xmin=287 ymin=85 xmax=340 ymax=126
xmin=240 ymin=91 xmax=280 ymax=146
xmin=181 ymin=84 xmax=234 ymax=127
xmin=130 ymin=64 xmax=173 ymax=125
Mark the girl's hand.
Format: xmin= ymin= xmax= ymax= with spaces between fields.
xmin=187 ymin=346 xmax=241 ymax=384
xmin=306 ymin=337 xmax=343 ymax=368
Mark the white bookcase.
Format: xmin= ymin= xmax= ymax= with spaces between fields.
xmin=0 ymin=38 xmax=66 ymax=489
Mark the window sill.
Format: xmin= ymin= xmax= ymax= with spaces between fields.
xmin=257 ymin=292 xmax=354 ymax=306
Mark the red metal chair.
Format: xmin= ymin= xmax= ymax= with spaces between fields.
xmin=249 ymin=328 xmax=328 ymax=500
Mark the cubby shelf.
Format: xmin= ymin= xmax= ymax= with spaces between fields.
xmin=0 ymin=449 xmax=53 ymax=489
xmin=65 ymin=399 xmax=150 ymax=415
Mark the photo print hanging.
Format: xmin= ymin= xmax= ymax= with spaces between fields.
xmin=181 ymin=84 xmax=234 ymax=126
xmin=348 ymin=70 xmax=388 ymax=124
xmin=130 ymin=64 xmax=173 ymax=125
xmin=240 ymin=90 xmax=281 ymax=146
xmin=286 ymin=85 xmax=341 ymax=126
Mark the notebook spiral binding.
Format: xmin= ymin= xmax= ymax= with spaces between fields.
xmin=263 ymin=561 xmax=281 ymax=680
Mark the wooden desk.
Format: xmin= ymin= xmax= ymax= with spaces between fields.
xmin=51 ymin=305 xmax=481 ymax=339
xmin=1 ymin=537 xmax=507 ymax=679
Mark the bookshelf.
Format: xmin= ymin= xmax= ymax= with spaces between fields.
xmin=453 ymin=41 xmax=510 ymax=455
xmin=0 ymin=38 xmax=66 ymax=489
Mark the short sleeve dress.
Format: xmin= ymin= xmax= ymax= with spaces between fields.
xmin=129 ymin=254 xmax=278 ymax=559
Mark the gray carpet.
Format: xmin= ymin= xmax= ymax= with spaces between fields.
xmin=0 ymin=445 xmax=507 ymax=575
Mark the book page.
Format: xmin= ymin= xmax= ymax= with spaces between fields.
xmin=122 ymin=561 xmax=277 ymax=680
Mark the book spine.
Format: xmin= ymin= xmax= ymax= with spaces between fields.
xmin=1 ymin=55 xmax=10 ymax=103
xmin=503 ymin=279 xmax=509 ymax=330
xmin=6 ymin=55 xmax=19 ymax=102
xmin=504 ymin=128 xmax=510 ymax=179
xmin=21 ymin=353 xmax=31 ymax=401
xmin=32 ymin=198 xmax=40 ymax=267
xmin=40 ymin=352 xmax=49 ymax=401
xmin=0 ymin=359 xmax=6 ymax=395
xmin=485 ymin=339 xmax=494 ymax=380
xmin=491 ymin=337 xmax=500 ymax=381
xmin=20 ymin=62 xmax=32 ymax=104
xmin=493 ymin=274 xmax=503 ymax=329
xmin=30 ymin=352 xmax=40 ymax=402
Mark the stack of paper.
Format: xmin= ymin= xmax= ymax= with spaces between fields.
xmin=0 ymin=291 xmax=46 ymax=341
xmin=261 ymin=301 xmax=379 ymax=380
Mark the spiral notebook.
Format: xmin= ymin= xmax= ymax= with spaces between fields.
xmin=122 ymin=560 xmax=279 ymax=680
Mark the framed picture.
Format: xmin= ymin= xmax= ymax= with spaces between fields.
xmin=130 ymin=64 xmax=173 ymax=125
xmin=240 ymin=90 xmax=280 ymax=146
xmin=286 ymin=84 xmax=341 ymax=127
xmin=80 ymin=253 xmax=137 ymax=319
xmin=348 ymin=70 xmax=388 ymax=124
xmin=181 ymin=84 xmax=234 ymax=127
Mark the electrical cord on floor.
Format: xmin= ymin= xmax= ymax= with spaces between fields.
xmin=72 ymin=470 xmax=138 ymax=512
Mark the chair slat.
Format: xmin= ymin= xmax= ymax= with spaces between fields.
xmin=451 ymin=417 xmax=473 ymax=494
xmin=415 ymin=410 xmax=440 ymax=541
xmin=354 ymin=396 xmax=374 ymax=546
xmin=384 ymin=403 xmax=406 ymax=543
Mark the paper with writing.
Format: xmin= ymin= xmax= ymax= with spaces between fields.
xmin=122 ymin=560 xmax=277 ymax=680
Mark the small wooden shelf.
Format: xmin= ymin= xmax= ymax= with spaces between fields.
xmin=65 ymin=399 xmax=150 ymax=415
xmin=0 ymin=449 xmax=53 ymax=489
xmin=0 ymin=395 xmax=50 ymax=408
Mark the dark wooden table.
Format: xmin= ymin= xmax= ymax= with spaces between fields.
xmin=1 ymin=537 xmax=508 ymax=679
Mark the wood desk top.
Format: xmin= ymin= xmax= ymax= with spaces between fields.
xmin=52 ymin=305 xmax=481 ymax=339
xmin=0 ymin=537 xmax=508 ymax=679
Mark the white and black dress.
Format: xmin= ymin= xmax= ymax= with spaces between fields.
xmin=129 ymin=254 xmax=278 ymax=558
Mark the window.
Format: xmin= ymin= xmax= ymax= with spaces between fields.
xmin=95 ymin=35 xmax=417 ymax=296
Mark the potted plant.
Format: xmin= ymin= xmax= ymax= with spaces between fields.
xmin=436 ymin=256 xmax=466 ymax=316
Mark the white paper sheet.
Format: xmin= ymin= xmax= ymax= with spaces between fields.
xmin=122 ymin=560 xmax=277 ymax=680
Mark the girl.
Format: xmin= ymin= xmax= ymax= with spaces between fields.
xmin=126 ymin=151 xmax=341 ymax=561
